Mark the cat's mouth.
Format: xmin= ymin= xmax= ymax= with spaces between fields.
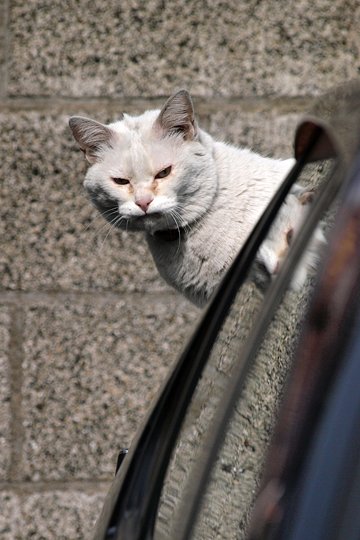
xmin=141 ymin=212 xmax=163 ymax=219
xmin=99 ymin=205 xmax=181 ymax=234
xmin=106 ymin=210 xmax=171 ymax=233
xmin=131 ymin=212 xmax=169 ymax=230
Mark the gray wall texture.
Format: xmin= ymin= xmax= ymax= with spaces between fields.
xmin=0 ymin=0 xmax=359 ymax=538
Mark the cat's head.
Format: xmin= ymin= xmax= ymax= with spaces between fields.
xmin=69 ymin=90 xmax=217 ymax=234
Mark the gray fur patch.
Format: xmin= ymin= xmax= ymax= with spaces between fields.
xmin=86 ymin=185 xmax=118 ymax=217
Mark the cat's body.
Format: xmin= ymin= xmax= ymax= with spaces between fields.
xmin=69 ymin=91 xmax=323 ymax=307
xmin=257 ymin=191 xmax=326 ymax=291
xmin=146 ymin=144 xmax=294 ymax=305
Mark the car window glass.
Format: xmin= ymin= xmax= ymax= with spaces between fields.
xmin=154 ymin=157 xmax=338 ymax=540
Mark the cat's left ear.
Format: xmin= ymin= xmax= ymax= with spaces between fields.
xmin=69 ymin=116 xmax=114 ymax=163
xmin=155 ymin=90 xmax=197 ymax=140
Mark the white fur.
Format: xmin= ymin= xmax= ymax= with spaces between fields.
xmin=257 ymin=194 xmax=326 ymax=290
xmin=70 ymin=93 xmax=325 ymax=307
xmin=146 ymin=142 xmax=295 ymax=305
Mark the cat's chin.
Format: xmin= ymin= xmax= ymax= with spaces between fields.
xmin=115 ymin=213 xmax=172 ymax=233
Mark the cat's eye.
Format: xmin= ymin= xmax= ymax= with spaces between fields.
xmin=155 ymin=166 xmax=172 ymax=179
xmin=286 ymin=228 xmax=294 ymax=246
xmin=112 ymin=177 xmax=130 ymax=185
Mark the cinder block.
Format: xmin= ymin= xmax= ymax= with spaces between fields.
xmin=21 ymin=296 xmax=198 ymax=481
xmin=0 ymin=492 xmax=21 ymax=539
xmin=0 ymin=109 xmax=300 ymax=293
xmin=8 ymin=0 xmax=359 ymax=98
xmin=19 ymin=491 xmax=106 ymax=540
xmin=0 ymin=307 xmax=11 ymax=480
xmin=201 ymin=111 xmax=301 ymax=159
xmin=0 ymin=490 xmax=105 ymax=540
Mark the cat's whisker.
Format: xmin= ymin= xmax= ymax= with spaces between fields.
xmin=82 ymin=215 xmax=99 ymax=234
xmin=171 ymin=207 xmax=192 ymax=235
xmin=83 ymin=212 xmax=119 ymax=243
xmin=97 ymin=221 xmax=116 ymax=252
xmin=169 ymin=208 xmax=182 ymax=227
xmin=82 ymin=207 xmax=119 ymax=234
xmin=168 ymin=209 xmax=182 ymax=254
xmin=98 ymin=214 xmax=125 ymax=252
xmin=91 ymin=209 xmax=120 ymax=240
xmin=101 ymin=208 xmax=120 ymax=219
xmin=93 ymin=218 xmax=117 ymax=242
xmin=81 ymin=210 xmax=110 ymax=234
xmin=176 ymin=201 xmax=209 ymax=230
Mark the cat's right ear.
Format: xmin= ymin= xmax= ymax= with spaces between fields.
xmin=154 ymin=90 xmax=197 ymax=140
xmin=68 ymin=116 xmax=114 ymax=163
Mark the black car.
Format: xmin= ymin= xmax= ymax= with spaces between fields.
xmin=92 ymin=81 xmax=360 ymax=540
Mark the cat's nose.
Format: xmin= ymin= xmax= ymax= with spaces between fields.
xmin=135 ymin=196 xmax=154 ymax=213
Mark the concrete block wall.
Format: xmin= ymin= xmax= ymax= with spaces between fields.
xmin=0 ymin=1 xmax=359 ymax=538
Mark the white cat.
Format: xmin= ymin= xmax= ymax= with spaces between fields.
xmin=69 ymin=90 xmax=324 ymax=307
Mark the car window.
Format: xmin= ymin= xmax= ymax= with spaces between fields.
xmin=154 ymin=157 xmax=339 ymax=540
